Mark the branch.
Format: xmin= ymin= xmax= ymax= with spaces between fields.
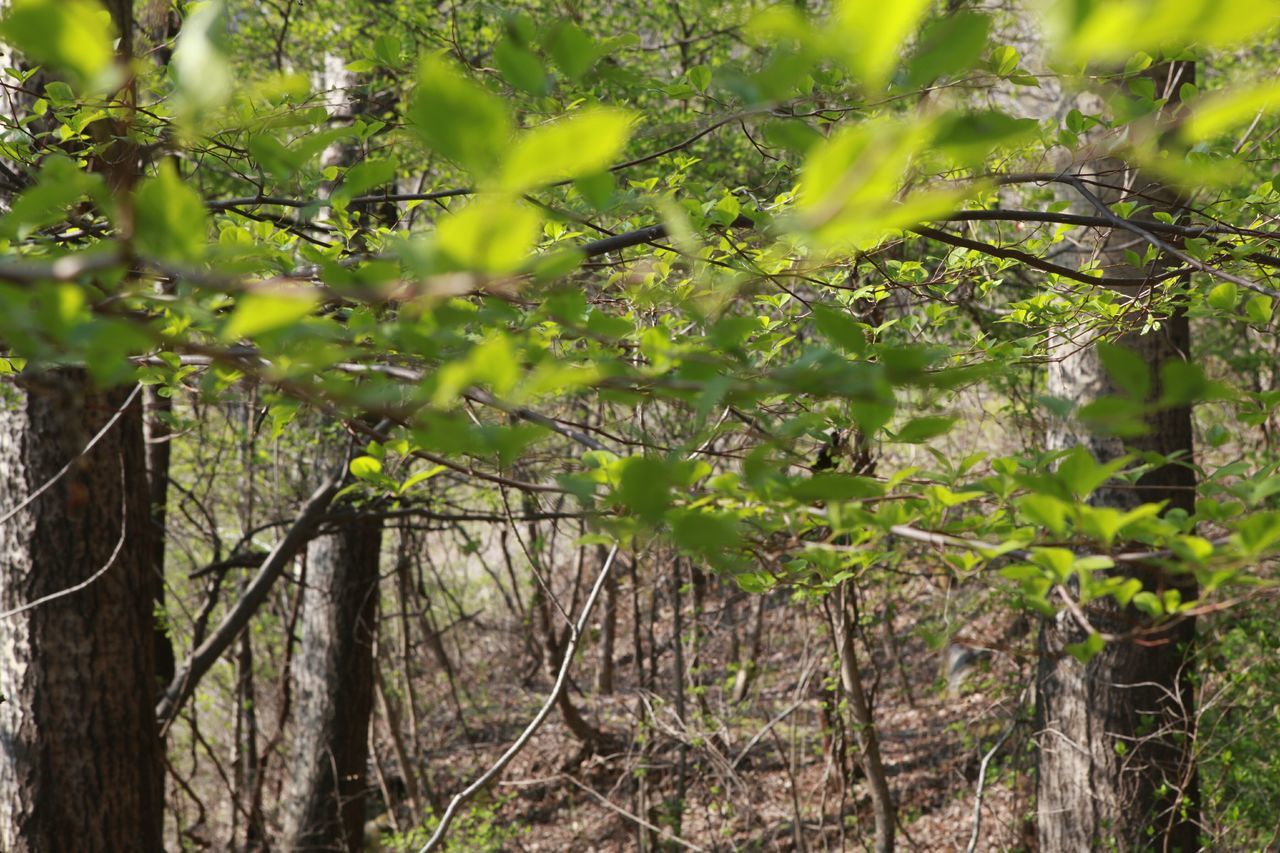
xmin=1063 ymin=175 xmax=1280 ymax=299
xmin=908 ymin=224 xmax=1175 ymax=288
xmin=0 ymin=248 xmax=124 ymax=285
xmin=419 ymin=544 xmax=620 ymax=853
xmin=156 ymin=469 xmax=345 ymax=731
xmin=965 ymin=685 xmax=1029 ymax=853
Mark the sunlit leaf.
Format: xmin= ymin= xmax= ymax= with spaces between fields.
xmin=0 ymin=0 xmax=115 ymax=88
xmin=500 ymin=109 xmax=635 ymax=193
xmin=221 ymin=290 xmax=320 ymax=341
xmin=408 ymin=57 xmax=512 ymax=175
xmin=134 ymin=163 xmax=209 ymax=263
xmin=834 ymin=0 xmax=932 ymax=89
xmin=434 ymin=199 xmax=542 ymax=273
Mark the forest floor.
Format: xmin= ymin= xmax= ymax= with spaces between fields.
xmin=398 ymin=578 xmax=1038 ymax=852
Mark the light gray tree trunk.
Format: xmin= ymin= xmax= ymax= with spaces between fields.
xmin=282 ymin=511 xmax=383 ymax=851
xmin=0 ymin=374 xmax=165 ymax=852
xmin=1036 ymin=61 xmax=1200 ymax=852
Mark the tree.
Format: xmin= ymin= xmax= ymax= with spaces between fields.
xmin=282 ymin=508 xmax=383 ymax=851
xmin=1036 ymin=60 xmax=1201 ymax=850
xmin=0 ymin=377 xmax=165 ymax=851
xmin=4 ymin=0 xmax=1280 ymax=848
xmin=0 ymin=1 xmax=165 ymax=849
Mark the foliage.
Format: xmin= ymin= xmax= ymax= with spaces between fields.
xmin=4 ymin=0 xmax=1280 ymax=845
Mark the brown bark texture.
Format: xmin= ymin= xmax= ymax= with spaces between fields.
xmin=0 ymin=373 xmax=165 ymax=852
xmin=1036 ymin=61 xmax=1200 ymax=853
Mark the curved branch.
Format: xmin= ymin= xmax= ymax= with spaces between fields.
xmin=156 ymin=469 xmax=346 ymax=732
xmin=419 ymin=544 xmax=620 ymax=853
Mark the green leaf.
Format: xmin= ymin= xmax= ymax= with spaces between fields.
xmin=1207 ymin=281 xmax=1238 ymax=310
xmin=332 ymin=157 xmax=398 ymax=206
xmin=373 ymin=34 xmax=402 ymax=66
xmin=500 ymin=108 xmax=634 ymax=193
xmin=435 ymin=198 xmax=542 ymax=273
xmin=928 ymin=485 xmax=983 ymax=507
xmin=934 ymin=111 xmax=1038 ymax=166
xmin=172 ymin=0 xmax=233 ymax=119
xmin=1157 ymin=360 xmax=1208 ymax=407
xmin=1184 ymin=80 xmax=1280 ymax=141
xmin=834 ymin=0 xmax=932 ymax=89
xmin=134 ymin=162 xmax=209 ymax=263
xmin=797 ymin=119 xmax=968 ymax=249
xmin=670 ymin=508 xmax=741 ymax=553
xmin=1055 ymin=447 xmax=1130 ymax=499
xmin=1132 ymin=590 xmax=1164 ymax=616
xmin=894 ymin=416 xmax=956 ymax=444
xmin=1098 ymin=341 xmax=1150 ymax=398
xmin=1065 ymin=631 xmax=1105 ymax=664
xmin=1245 ymin=294 xmax=1274 ymax=324
xmin=0 ymin=0 xmax=115 ymax=88
xmin=1048 ymin=0 xmax=1280 ymax=64
xmin=761 ymin=119 xmax=823 ymax=154
xmin=399 ymin=464 xmax=446 ymax=494
xmin=545 ymin=21 xmax=602 ymax=79
xmin=1018 ymin=493 xmax=1068 ymax=535
xmin=617 ymin=456 xmax=672 ymax=523
xmin=687 ymin=65 xmax=712 ymax=92
xmin=350 ymin=456 xmax=384 ymax=481
xmin=221 ymin=290 xmax=319 ymax=341
xmin=0 ymin=156 xmax=100 ymax=240
xmin=1031 ymin=547 xmax=1076 ymax=583
xmin=810 ymin=305 xmax=867 ymax=355
xmin=907 ymin=11 xmax=990 ymax=86
xmin=494 ymin=37 xmax=548 ymax=95
xmin=788 ymin=474 xmax=883 ymax=502
xmin=408 ymin=57 xmax=512 ymax=175
xmin=988 ymin=45 xmax=1019 ymax=76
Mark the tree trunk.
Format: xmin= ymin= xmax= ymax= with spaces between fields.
xmin=0 ymin=373 xmax=165 ymax=851
xmin=731 ymin=593 xmax=766 ymax=703
xmin=831 ymin=583 xmax=895 ymax=853
xmin=1036 ymin=61 xmax=1200 ymax=853
xmin=596 ymin=544 xmax=617 ymax=694
xmin=144 ymin=358 xmax=176 ymax=689
xmin=281 ymin=512 xmax=383 ymax=852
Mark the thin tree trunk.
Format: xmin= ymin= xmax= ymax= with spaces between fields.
xmin=0 ymin=374 xmax=165 ymax=851
xmin=1036 ymin=60 xmax=1200 ymax=853
xmin=731 ymin=593 xmax=766 ymax=703
xmin=596 ymin=544 xmax=617 ymax=694
xmin=281 ymin=511 xmax=383 ymax=851
xmin=144 ymin=386 xmax=176 ymax=685
xmin=831 ymin=582 xmax=895 ymax=853
xmin=670 ymin=557 xmax=688 ymax=838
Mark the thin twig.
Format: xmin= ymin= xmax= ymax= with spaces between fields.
xmin=418 ymin=544 xmax=620 ymax=853
xmin=0 ymin=457 xmax=128 ymax=619
xmin=966 ymin=686 xmax=1030 ymax=853
xmin=558 ymin=773 xmax=708 ymax=852
xmin=0 ymin=383 xmax=141 ymax=527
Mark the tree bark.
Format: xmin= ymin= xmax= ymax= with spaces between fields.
xmin=143 ymin=386 xmax=176 ymax=685
xmin=1036 ymin=61 xmax=1200 ymax=853
xmin=596 ymin=544 xmax=617 ymax=694
xmin=0 ymin=373 xmax=165 ymax=852
xmin=831 ymin=583 xmax=895 ymax=853
xmin=281 ymin=511 xmax=383 ymax=852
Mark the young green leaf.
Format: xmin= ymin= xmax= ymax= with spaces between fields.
xmin=221 ymin=290 xmax=319 ymax=341
xmin=500 ymin=109 xmax=635 ymax=193
xmin=0 ymin=0 xmax=115 ymax=88
xmin=134 ymin=163 xmax=209 ymax=263
xmin=408 ymin=57 xmax=512 ymax=175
